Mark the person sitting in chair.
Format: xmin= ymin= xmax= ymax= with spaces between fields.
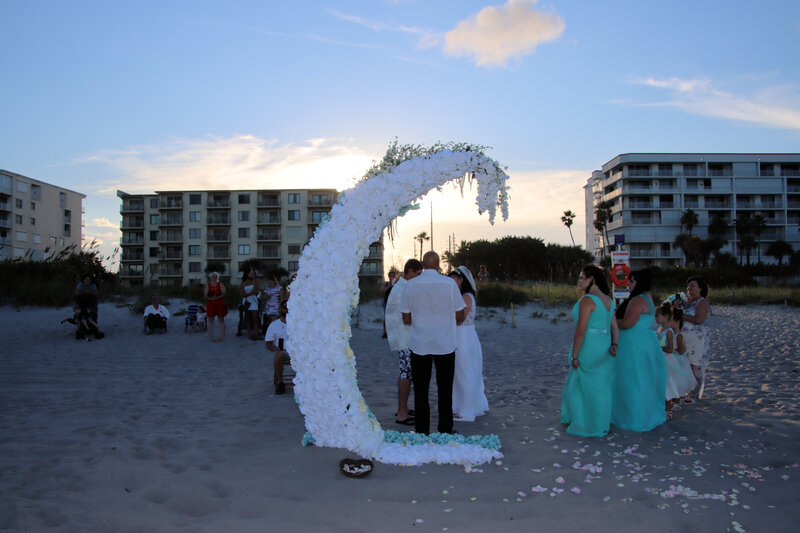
xmin=265 ymin=304 xmax=290 ymax=394
xmin=75 ymin=274 xmax=104 ymax=339
xmin=143 ymin=295 xmax=169 ymax=334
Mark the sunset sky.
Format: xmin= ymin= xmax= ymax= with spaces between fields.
xmin=2 ymin=1 xmax=800 ymax=271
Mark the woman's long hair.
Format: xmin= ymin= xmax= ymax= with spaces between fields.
xmin=449 ymin=270 xmax=475 ymax=297
xmin=582 ymin=265 xmax=610 ymax=296
xmin=615 ymin=269 xmax=653 ymax=320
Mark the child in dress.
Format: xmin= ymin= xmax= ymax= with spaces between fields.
xmin=193 ymin=304 xmax=207 ymax=332
xmin=656 ymin=304 xmax=697 ymax=417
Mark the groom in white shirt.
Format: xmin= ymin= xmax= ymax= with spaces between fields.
xmin=400 ymin=251 xmax=466 ymax=435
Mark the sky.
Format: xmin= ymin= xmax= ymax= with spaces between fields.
xmin=2 ymin=0 xmax=800 ymax=272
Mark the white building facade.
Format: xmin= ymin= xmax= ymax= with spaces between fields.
xmin=0 ymin=170 xmax=85 ymax=261
xmin=585 ymin=153 xmax=800 ymax=268
xmin=118 ymin=188 xmax=383 ymax=287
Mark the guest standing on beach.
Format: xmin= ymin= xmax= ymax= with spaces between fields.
xmin=204 ymin=272 xmax=227 ymax=342
xmin=385 ymin=259 xmax=423 ymax=426
xmin=75 ymin=274 xmax=104 ymax=339
xmin=401 ymin=251 xmax=466 ymax=435
xmin=449 ymin=266 xmax=489 ymax=422
xmin=611 ymin=270 xmax=667 ymax=432
xmin=262 ymin=277 xmax=282 ymax=332
xmin=240 ymin=269 xmax=261 ymax=340
xmin=560 ymin=265 xmax=618 ymax=437
xmin=682 ymin=276 xmax=711 ymax=398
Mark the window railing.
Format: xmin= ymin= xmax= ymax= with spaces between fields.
xmin=207 ymin=199 xmax=231 ymax=208
xmin=257 ymin=198 xmax=280 ymax=207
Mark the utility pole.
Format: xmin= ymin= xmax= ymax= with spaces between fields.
xmin=430 ymin=202 xmax=434 ymax=252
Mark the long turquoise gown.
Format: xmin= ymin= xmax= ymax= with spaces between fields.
xmin=611 ymin=294 xmax=667 ymax=432
xmin=560 ymin=294 xmax=616 ymax=437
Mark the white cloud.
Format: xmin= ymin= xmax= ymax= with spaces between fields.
xmin=629 ymin=76 xmax=800 ymax=130
xmin=443 ymin=0 xmax=565 ymax=67
xmin=89 ymin=217 xmax=118 ymax=228
xmin=79 ymin=136 xmax=376 ymax=196
xmin=327 ymin=8 xmax=441 ymax=49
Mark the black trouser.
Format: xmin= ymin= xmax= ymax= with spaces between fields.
xmin=410 ymin=352 xmax=455 ymax=435
xmin=145 ymin=314 xmax=166 ymax=331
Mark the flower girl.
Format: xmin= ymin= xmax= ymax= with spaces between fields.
xmin=656 ymin=303 xmax=697 ymax=416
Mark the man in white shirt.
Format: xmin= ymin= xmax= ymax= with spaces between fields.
xmin=265 ymin=304 xmax=290 ymax=394
xmin=385 ymin=258 xmax=423 ymax=425
xmin=400 ymin=251 xmax=467 ymax=435
xmin=143 ymin=295 xmax=169 ymax=334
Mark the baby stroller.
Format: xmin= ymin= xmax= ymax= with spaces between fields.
xmin=64 ymin=293 xmax=105 ymax=340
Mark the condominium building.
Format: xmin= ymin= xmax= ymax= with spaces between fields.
xmin=117 ymin=188 xmax=383 ymax=287
xmin=585 ymin=154 xmax=800 ymax=268
xmin=0 ymin=170 xmax=85 ymax=261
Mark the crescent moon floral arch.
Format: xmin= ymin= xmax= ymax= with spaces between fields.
xmin=286 ymin=142 xmax=510 ymax=467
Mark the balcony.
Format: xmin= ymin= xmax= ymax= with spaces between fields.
xmin=704 ymin=200 xmax=730 ymax=208
xmin=257 ymin=213 xmax=281 ymax=225
xmin=159 ymin=216 xmax=183 ymax=226
xmin=159 ymin=267 xmax=183 ymax=277
xmin=120 ymin=251 xmax=144 ymax=262
xmin=257 ymin=196 xmax=280 ymax=207
xmin=0 ymin=217 xmax=12 ymax=229
xmin=0 ymin=234 xmax=11 ymax=245
xmin=0 ymin=200 xmax=9 ymax=211
xmin=659 ymin=202 xmax=675 ymax=209
xmin=207 ymin=215 xmax=231 ymax=225
xmin=119 ymin=268 xmax=143 ymax=278
xmin=257 ymin=230 xmax=281 ymax=242
xmin=121 ymin=219 xmax=144 ymax=229
xmin=258 ymin=247 xmax=280 ymax=260
xmin=121 ymin=202 xmax=145 ymax=213
xmin=207 ymin=198 xmax=231 ymax=208
xmin=159 ymin=199 xmax=183 ymax=209
xmin=787 ymin=185 xmax=800 ymax=193
xmin=160 ymin=233 xmax=183 ymax=243
xmin=161 ymin=249 xmax=183 ymax=261
xmin=625 ymin=201 xmax=654 ymax=209
xmin=787 ymin=200 xmax=800 ymax=208
xmin=207 ymin=230 xmax=231 ymax=242
xmin=308 ymin=198 xmax=333 ymax=207
xmin=208 ymin=247 xmax=230 ymax=260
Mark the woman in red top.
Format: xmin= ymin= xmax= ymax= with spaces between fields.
xmin=204 ymin=272 xmax=227 ymax=342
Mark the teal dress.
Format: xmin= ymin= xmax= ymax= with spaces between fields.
xmin=611 ymin=294 xmax=667 ymax=432
xmin=560 ymin=294 xmax=616 ymax=437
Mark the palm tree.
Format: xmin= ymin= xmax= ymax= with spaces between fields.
xmin=735 ymin=214 xmax=753 ymax=265
xmin=751 ymin=213 xmax=767 ymax=264
xmin=414 ymin=231 xmax=430 ymax=259
xmin=594 ymin=200 xmax=614 ymax=257
xmin=680 ymin=209 xmax=699 ymax=234
xmin=766 ymin=239 xmax=793 ymax=266
xmin=561 ymin=210 xmax=576 ymax=246
xmin=740 ymin=234 xmax=756 ymax=265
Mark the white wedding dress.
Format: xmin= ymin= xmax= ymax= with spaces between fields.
xmin=452 ymin=293 xmax=489 ymax=422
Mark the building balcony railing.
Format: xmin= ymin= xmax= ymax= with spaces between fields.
xmin=257 ymin=231 xmax=281 ymax=242
xmin=159 ymin=268 xmax=183 ymax=277
xmin=0 ymin=183 xmax=12 ymax=195
xmin=160 ymin=235 xmax=182 ymax=243
xmin=760 ymin=202 xmax=781 ymax=208
xmin=207 ymin=231 xmax=231 ymax=242
xmin=161 ymin=251 xmax=183 ymax=260
xmin=257 ymin=198 xmax=280 ymax=207
xmin=159 ymin=200 xmax=183 ymax=209
xmin=119 ymin=269 xmax=143 ymax=278
xmin=308 ymin=199 xmax=333 ymax=207
xmin=787 ymin=185 xmax=800 ymax=193
xmin=0 ymin=201 xmax=10 ymax=211
xmin=625 ymin=202 xmax=654 ymax=209
xmin=159 ymin=219 xmax=183 ymax=226
xmin=120 ymin=253 xmax=144 ymax=262
xmin=120 ymin=203 xmax=145 ymax=213
xmin=258 ymin=252 xmax=281 ymax=260
xmin=207 ymin=199 xmax=231 ymax=208
xmin=207 ymin=216 xmax=231 ymax=225
xmin=684 ymin=202 xmax=699 ymax=208
xmin=257 ymin=215 xmax=281 ymax=225
xmin=659 ymin=202 xmax=675 ymax=209
xmin=787 ymin=201 xmax=800 ymax=208
xmin=121 ymin=236 xmax=144 ymax=245
xmin=121 ymin=221 xmax=144 ymax=229
xmin=0 ymin=235 xmax=11 ymax=244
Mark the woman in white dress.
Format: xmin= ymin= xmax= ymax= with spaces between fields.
xmin=449 ymin=266 xmax=489 ymax=422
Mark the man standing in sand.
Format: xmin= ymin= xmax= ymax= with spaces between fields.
xmin=401 ymin=251 xmax=466 ymax=435
xmin=385 ymin=258 xmax=423 ymax=426
xmin=265 ymin=304 xmax=290 ymax=395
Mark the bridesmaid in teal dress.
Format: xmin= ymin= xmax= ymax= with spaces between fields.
xmin=611 ymin=270 xmax=667 ymax=432
xmin=560 ymin=265 xmax=619 ymax=437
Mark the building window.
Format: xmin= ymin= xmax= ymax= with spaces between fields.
xmin=30 ymin=185 xmax=41 ymax=200
xmin=189 ymin=228 xmax=201 ymax=239
xmin=189 ymin=193 xmax=202 ymax=205
xmin=15 ymin=231 xmax=27 ymax=241
xmin=149 ymin=247 xmax=159 ymax=258
xmin=150 ymin=230 xmax=160 ymax=241
xmin=288 ymin=210 xmax=300 ymax=221
xmin=60 ymin=238 xmax=65 ymax=246
xmin=189 ymin=211 xmax=201 ymax=222
xmin=50 ymin=236 xmax=57 ymax=246
xmin=59 ymin=192 xmax=66 ymax=207
xmin=288 ymin=260 xmax=300 ymax=271
xmin=238 ymin=193 xmax=250 ymax=204
xmin=15 ymin=198 xmax=23 ymax=209
xmin=288 ymin=244 xmax=301 ymax=255
xmin=150 ymin=198 xmax=159 ymax=209
xmin=238 ymin=227 xmax=250 ymax=238
xmin=238 ymin=210 xmax=250 ymax=222
xmin=781 ymin=164 xmax=800 ymax=177
xmin=311 ymin=211 xmax=326 ymax=223
xmin=64 ymin=224 xmax=71 ymax=237
xmin=150 ymin=214 xmax=160 ymax=224
xmin=189 ymin=262 xmax=201 ymax=273
xmin=188 ymin=245 xmax=201 ymax=256
xmin=33 ymin=234 xmax=41 ymax=244
xmin=628 ymin=164 xmax=650 ymax=177
xmin=657 ymin=164 xmax=672 ymax=176
xmin=238 ymin=244 xmax=251 ymax=255
xmin=17 ymin=180 xmax=28 ymax=193
xmin=760 ymin=163 xmax=775 ymax=176
xmin=288 ymin=193 xmax=301 ymax=204
xmin=30 ymin=201 xmax=35 ymax=210
xmin=15 ymin=214 xmax=22 ymax=224
xmin=30 ymin=217 xmax=35 ymax=226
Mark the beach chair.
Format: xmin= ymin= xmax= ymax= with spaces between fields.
xmin=184 ymin=304 xmax=207 ymax=332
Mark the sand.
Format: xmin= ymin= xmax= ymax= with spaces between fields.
xmin=1 ymin=299 xmax=798 ymax=532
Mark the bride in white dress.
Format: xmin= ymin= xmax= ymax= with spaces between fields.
xmin=449 ymin=266 xmax=489 ymax=422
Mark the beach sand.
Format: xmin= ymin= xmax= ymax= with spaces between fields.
xmin=1 ymin=300 xmax=798 ymax=532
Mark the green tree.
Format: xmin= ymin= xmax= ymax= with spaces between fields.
xmin=766 ymin=239 xmax=793 ymax=266
xmin=740 ymin=234 xmax=757 ymax=266
xmin=735 ymin=214 xmax=754 ymax=265
xmin=705 ymin=215 xmax=729 ymax=265
xmin=680 ymin=209 xmax=699 ymax=234
xmin=414 ymin=231 xmax=430 ymax=259
xmin=675 ymin=233 xmax=702 ymax=266
xmin=751 ymin=213 xmax=767 ymax=264
xmin=561 ymin=210 xmax=576 ymax=246
xmin=594 ymin=200 xmax=614 ymax=257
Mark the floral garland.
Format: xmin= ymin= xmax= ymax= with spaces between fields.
xmin=286 ymin=144 xmax=510 ymax=466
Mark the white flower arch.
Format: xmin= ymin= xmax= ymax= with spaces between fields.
xmin=286 ymin=146 xmax=510 ymax=466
